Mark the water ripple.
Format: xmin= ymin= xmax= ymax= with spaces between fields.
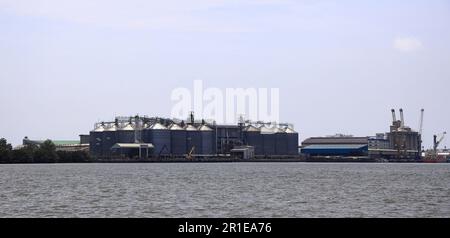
xmin=0 ymin=163 xmax=449 ymax=217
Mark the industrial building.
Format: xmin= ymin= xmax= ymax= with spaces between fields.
xmin=365 ymin=109 xmax=422 ymax=160
xmin=301 ymin=109 xmax=423 ymax=161
xmin=21 ymin=136 xmax=89 ymax=152
xmin=383 ymin=109 xmax=422 ymax=159
xmin=88 ymin=113 xmax=299 ymax=159
xmin=301 ymin=135 xmax=369 ymax=156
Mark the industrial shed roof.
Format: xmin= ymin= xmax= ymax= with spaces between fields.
xmin=302 ymin=137 xmax=369 ymax=145
xmin=23 ymin=139 xmax=81 ymax=146
xmin=111 ymin=143 xmax=154 ymax=149
xmin=302 ymin=144 xmax=368 ymax=150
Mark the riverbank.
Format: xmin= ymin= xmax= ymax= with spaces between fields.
xmin=2 ymin=157 xmax=447 ymax=164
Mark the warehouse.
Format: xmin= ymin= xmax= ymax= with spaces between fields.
xmin=300 ymin=109 xmax=423 ymax=160
xmin=22 ymin=136 xmax=89 ymax=152
xmin=301 ymin=136 xmax=369 ymax=157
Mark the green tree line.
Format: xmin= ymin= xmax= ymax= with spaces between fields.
xmin=0 ymin=138 xmax=92 ymax=163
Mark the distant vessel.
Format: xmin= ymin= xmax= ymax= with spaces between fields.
xmin=422 ymin=132 xmax=447 ymax=163
xmin=422 ymin=154 xmax=447 ymax=163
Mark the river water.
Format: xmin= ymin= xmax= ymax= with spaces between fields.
xmin=0 ymin=163 xmax=449 ymax=217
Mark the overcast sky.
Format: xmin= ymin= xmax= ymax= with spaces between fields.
xmin=1 ymin=0 xmax=449 ymax=148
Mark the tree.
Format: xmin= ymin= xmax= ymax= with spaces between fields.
xmin=34 ymin=140 xmax=59 ymax=163
xmin=0 ymin=138 xmax=12 ymax=163
xmin=11 ymin=144 xmax=37 ymax=163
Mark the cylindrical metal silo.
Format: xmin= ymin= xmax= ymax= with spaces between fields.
xmin=275 ymin=127 xmax=288 ymax=155
xmin=244 ymin=125 xmax=263 ymax=155
xmin=199 ymin=124 xmax=214 ymax=155
xmin=285 ymin=127 xmax=299 ymax=156
xmin=261 ymin=126 xmax=276 ymax=156
xmin=185 ymin=125 xmax=202 ymax=155
xmin=142 ymin=123 xmax=151 ymax=144
xmin=89 ymin=123 xmax=105 ymax=156
xmin=149 ymin=122 xmax=171 ymax=156
xmin=169 ymin=123 xmax=187 ymax=156
xmin=102 ymin=123 xmax=118 ymax=155
xmin=118 ymin=123 xmax=135 ymax=143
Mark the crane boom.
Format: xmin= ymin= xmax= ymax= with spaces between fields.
xmin=437 ymin=132 xmax=446 ymax=146
xmin=391 ymin=109 xmax=397 ymax=122
xmin=186 ymin=146 xmax=195 ymax=160
xmin=433 ymin=132 xmax=446 ymax=152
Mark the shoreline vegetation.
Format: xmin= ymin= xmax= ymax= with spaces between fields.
xmin=0 ymin=138 xmax=441 ymax=164
xmin=0 ymin=138 xmax=91 ymax=164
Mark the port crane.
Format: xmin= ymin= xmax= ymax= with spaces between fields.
xmin=419 ymin=109 xmax=424 ymax=135
xmin=418 ymin=109 xmax=424 ymax=155
xmin=433 ymin=132 xmax=446 ymax=153
xmin=186 ymin=146 xmax=195 ymax=160
xmin=426 ymin=132 xmax=447 ymax=161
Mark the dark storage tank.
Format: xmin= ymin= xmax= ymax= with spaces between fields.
xmin=261 ymin=126 xmax=276 ymax=156
xmin=285 ymin=127 xmax=299 ymax=156
xmin=148 ymin=122 xmax=171 ymax=156
xmin=185 ymin=125 xmax=202 ymax=155
xmin=275 ymin=127 xmax=288 ymax=155
xmin=118 ymin=123 xmax=135 ymax=143
xmin=244 ymin=125 xmax=263 ymax=155
xmin=169 ymin=123 xmax=187 ymax=156
xmin=142 ymin=123 xmax=151 ymax=144
xmin=102 ymin=123 xmax=118 ymax=156
xmin=89 ymin=123 xmax=105 ymax=156
xmin=199 ymin=124 xmax=214 ymax=155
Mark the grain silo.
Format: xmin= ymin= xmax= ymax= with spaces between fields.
xmin=142 ymin=123 xmax=152 ymax=145
xmin=285 ymin=127 xmax=299 ymax=155
xmin=199 ymin=124 xmax=214 ymax=155
xmin=260 ymin=126 xmax=276 ymax=156
xmin=275 ymin=127 xmax=288 ymax=155
xmin=118 ymin=123 xmax=135 ymax=143
xmin=185 ymin=124 xmax=202 ymax=155
xmin=102 ymin=123 xmax=118 ymax=155
xmin=148 ymin=122 xmax=171 ymax=156
xmin=169 ymin=123 xmax=186 ymax=156
xmin=89 ymin=123 xmax=105 ymax=156
xmin=243 ymin=125 xmax=263 ymax=155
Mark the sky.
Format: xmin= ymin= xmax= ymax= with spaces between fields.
xmin=0 ymin=0 xmax=449 ymax=148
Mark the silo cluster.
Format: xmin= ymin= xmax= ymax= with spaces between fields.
xmin=243 ymin=123 xmax=299 ymax=156
xmin=89 ymin=116 xmax=299 ymax=157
